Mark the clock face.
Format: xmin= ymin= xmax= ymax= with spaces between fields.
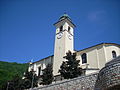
xmin=57 ymin=32 xmax=63 ymax=39
xmin=68 ymin=34 xmax=72 ymax=40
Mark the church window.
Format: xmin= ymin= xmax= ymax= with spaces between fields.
xmin=68 ymin=26 xmax=71 ymax=33
xmin=81 ymin=53 xmax=87 ymax=64
xmin=112 ymin=51 xmax=116 ymax=58
xmin=60 ymin=26 xmax=63 ymax=32
xmin=38 ymin=67 xmax=41 ymax=76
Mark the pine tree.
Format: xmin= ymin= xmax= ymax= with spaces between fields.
xmin=59 ymin=51 xmax=83 ymax=79
xmin=40 ymin=64 xmax=53 ymax=85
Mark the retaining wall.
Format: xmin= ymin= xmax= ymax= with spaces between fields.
xmin=33 ymin=73 xmax=98 ymax=90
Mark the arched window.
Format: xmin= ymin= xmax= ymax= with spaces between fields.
xmin=38 ymin=67 xmax=41 ymax=76
xmin=68 ymin=26 xmax=71 ymax=33
xmin=81 ymin=53 xmax=87 ymax=64
xmin=60 ymin=26 xmax=63 ymax=32
xmin=112 ymin=51 xmax=117 ymax=58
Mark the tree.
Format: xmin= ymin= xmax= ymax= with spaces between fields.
xmin=40 ymin=64 xmax=53 ymax=85
xmin=11 ymin=74 xmax=22 ymax=90
xmin=22 ymin=69 xmax=38 ymax=89
xmin=59 ymin=51 xmax=83 ymax=79
xmin=0 ymin=61 xmax=28 ymax=89
xmin=1 ymin=74 xmax=22 ymax=90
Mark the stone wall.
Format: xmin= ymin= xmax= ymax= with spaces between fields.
xmin=33 ymin=73 xmax=98 ymax=90
xmin=95 ymin=56 xmax=120 ymax=90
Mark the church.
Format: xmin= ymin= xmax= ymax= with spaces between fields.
xmin=28 ymin=14 xmax=120 ymax=77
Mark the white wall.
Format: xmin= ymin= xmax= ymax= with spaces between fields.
xmin=76 ymin=47 xmax=99 ymax=69
xmin=104 ymin=45 xmax=120 ymax=62
xmin=77 ymin=44 xmax=120 ymax=74
xmin=29 ymin=43 xmax=120 ymax=76
xmin=29 ymin=56 xmax=53 ymax=76
xmin=53 ymin=20 xmax=74 ymax=75
xmin=97 ymin=45 xmax=106 ymax=69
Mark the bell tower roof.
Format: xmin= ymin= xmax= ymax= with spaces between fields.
xmin=59 ymin=13 xmax=72 ymax=21
xmin=54 ymin=13 xmax=76 ymax=27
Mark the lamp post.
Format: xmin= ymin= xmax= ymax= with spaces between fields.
xmin=31 ymin=71 xmax=35 ymax=89
xmin=6 ymin=81 xmax=9 ymax=90
xmin=31 ymin=64 xmax=36 ymax=90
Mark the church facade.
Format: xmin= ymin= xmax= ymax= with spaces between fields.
xmin=28 ymin=14 xmax=120 ymax=76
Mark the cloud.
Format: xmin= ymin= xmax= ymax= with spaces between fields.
xmin=88 ymin=11 xmax=105 ymax=22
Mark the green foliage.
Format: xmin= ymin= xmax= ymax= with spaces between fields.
xmin=0 ymin=61 xmax=28 ymax=89
xmin=1 ymin=74 xmax=22 ymax=90
xmin=59 ymin=51 xmax=83 ymax=79
xmin=22 ymin=70 xmax=38 ymax=89
xmin=40 ymin=64 xmax=53 ymax=85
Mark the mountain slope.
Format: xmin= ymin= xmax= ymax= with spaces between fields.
xmin=0 ymin=61 xmax=28 ymax=88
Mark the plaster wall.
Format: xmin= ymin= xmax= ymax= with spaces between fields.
xmin=97 ymin=45 xmax=106 ymax=69
xmin=76 ymin=47 xmax=99 ymax=69
xmin=76 ymin=44 xmax=120 ymax=74
xmin=29 ymin=56 xmax=53 ymax=76
xmin=29 ymin=44 xmax=120 ymax=76
xmin=104 ymin=45 xmax=120 ymax=62
xmin=53 ymin=21 xmax=74 ymax=75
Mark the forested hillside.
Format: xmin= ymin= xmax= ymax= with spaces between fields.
xmin=0 ymin=61 xmax=28 ymax=88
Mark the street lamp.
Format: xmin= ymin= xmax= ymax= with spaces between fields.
xmin=6 ymin=81 xmax=9 ymax=90
xmin=31 ymin=70 xmax=36 ymax=89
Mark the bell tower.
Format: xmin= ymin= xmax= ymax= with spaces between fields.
xmin=53 ymin=14 xmax=75 ymax=75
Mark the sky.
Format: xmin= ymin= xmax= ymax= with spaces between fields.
xmin=0 ymin=0 xmax=120 ymax=63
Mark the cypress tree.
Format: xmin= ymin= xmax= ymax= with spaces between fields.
xmin=22 ymin=69 xmax=38 ymax=89
xmin=40 ymin=64 xmax=53 ymax=85
xmin=59 ymin=51 xmax=83 ymax=79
